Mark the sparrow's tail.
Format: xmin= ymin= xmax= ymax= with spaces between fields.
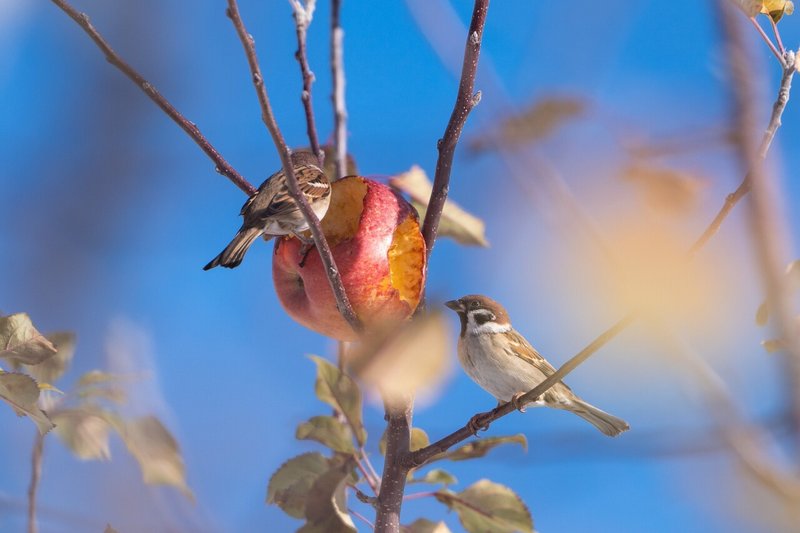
xmin=566 ymin=398 xmax=629 ymax=437
xmin=203 ymin=227 xmax=262 ymax=270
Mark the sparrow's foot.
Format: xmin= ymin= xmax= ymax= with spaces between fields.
xmin=511 ymin=393 xmax=528 ymax=413
xmin=467 ymin=411 xmax=493 ymax=436
xmin=292 ymin=231 xmax=315 ymax=246
xmin=298 ymin=243 xmax=314 ymax=268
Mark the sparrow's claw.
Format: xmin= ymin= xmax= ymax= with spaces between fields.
xmin=511 ymin=393 xmax=528 ymax=413
xmin=298 ymin=242 xmax=314 ymax=268
xmin=292 ymin=232 xmax=315 ymax=246
xmin=467 ymin=411 xmax=492 ymax=436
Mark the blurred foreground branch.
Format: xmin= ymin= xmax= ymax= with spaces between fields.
xmin=331 ymin=0 xmax=348 ymax=180
xmin=226 ymin=0 xmax=362 ymax=333
xmin=49 ymin=0 xmax=256 ymax=196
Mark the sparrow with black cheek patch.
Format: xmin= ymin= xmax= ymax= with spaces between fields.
xmin=204 ymin=151 xmax=331 ymax=270
xmin=445 ymin=295 xmax=630 ymax=437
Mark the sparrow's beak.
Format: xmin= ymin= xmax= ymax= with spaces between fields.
xmin=445 ymin=299 xmax=464 ymax=312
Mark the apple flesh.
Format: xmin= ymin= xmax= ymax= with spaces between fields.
xmin=273 ymin=176 xmax=427 ymax=340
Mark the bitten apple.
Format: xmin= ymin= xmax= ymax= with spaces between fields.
xmin=272 ymin=176 xmax=426 ymax=340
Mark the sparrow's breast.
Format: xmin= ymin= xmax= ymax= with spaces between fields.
xmin=458 ymin=333 xmax=551 ymax=403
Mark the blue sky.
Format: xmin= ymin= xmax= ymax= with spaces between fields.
xmin=2 ymin=1 xmax=800 ymax=532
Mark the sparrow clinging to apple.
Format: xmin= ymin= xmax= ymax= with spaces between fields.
xmin=204 ymin=151 xmax=330 ymax=270
xmin=446 ymin=294 xmax=629 ymax=437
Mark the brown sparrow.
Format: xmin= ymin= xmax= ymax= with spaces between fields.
xmin=204 ymin=151 xmax=331 ymax=270
xmin=445 ymin=295 xmax=629 ymax=437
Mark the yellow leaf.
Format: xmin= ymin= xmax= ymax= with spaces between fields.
xmin=762 ymin=0 xmax=794 ymax=21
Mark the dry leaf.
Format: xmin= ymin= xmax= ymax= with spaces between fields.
xmin=347 ymin=313 xmax=451 ymax=408
xmin=0 ymin=313 xmax=57 ymax=366
xmin=0 ymin=372 xmax=54 ymax=434
xmin=622 ymin=164 xmax=704 ymax=214
xmin=390 ymin=166 xmax=488 ymax=247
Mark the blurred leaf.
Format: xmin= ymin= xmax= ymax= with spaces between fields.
xmin=470 ymin=96 xmax=586 ymax=152
xmin=762 ymin=0 xmax=794 ymax=21
xmin=298 ymin=456 xmax=357 ymax=533
xmin=730 ymin=0 xmax=763 ymax=17
xmin=787 ymin=260 xmax=800 ymax=287
xmin=0 ymin=313 xmax=57 ymax=366
xmin=77 ymin=370 xmax=119 ymax=387
xmin=22 ymin=332 xmax=76 ymax=385
xmin=390 ymin=166 xmax=488 ymax=247
xmin=297 ymin=416 xmax=355 ymax=454
xmin=755 ymin=301 xmax=770 ymax=326
xmin=104 ymin=525 xmax=119 ymax=533
xmin=117 ymin=416 xmax=192 ymax=499
xmin=404 ymin=518 xmax=453 ymax=533
xmin=432 ymin=434 xmax=527 ymax=463
xmin=379 ymin=427 xmax=430 ymax=456
xmin=309 ymin=355 xmax=367 ymax=446
xmin=0 ymin=372 xmax=54 ymax=434
xmin=268 ymin=452 xmax=330 ymax=518
xmin=77 ymin=384 xmax=127 ymax=405
xmin=53 ymin=408 xmax=112 ymax=460
xmin=435 ymin=479 xmax=533 ymax=533
xmin=622 ymin=164 xmax=703 ymax=214
xmin=762 ymin=339 xmax=783 ymax=353
xmin=411 ymin=468 xmax=458 ymax=487
xmin=348 ymin=313 xmax=451 ymax=409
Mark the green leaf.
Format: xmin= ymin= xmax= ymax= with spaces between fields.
xmin=297 ymin=416 xmax=355 ymax=454
xmin=0 ymin=372 xmax=54 ymax=434
xmin=22 ymin=332 xmax=76 ymax=385
xmin=267 ymin=452 xmax=330 ymax=518
xmin=309 ymin=356 xmax=366 ymax=446
xmin=380 ymin=427 xmax=430 ymax=455
xmin=0 ymin=313 xmax=57 ymax=366
xmin=411 ymin=468 xmax=458 ymax=487
xmin=434 ymin=434 xmax=527 ymax=463
xmin=298 ymin=456 xmax=357 ymax=533
xmin=390 ymin=167 xmax=488 ymax=247
xmin=52 ymin=408 xmax=112 ymax=460
xmin=116 ymin=416 xmax=193 ymax=499
xmin=404 ymin=518 xmax=453 ymax=533
xmin=435 ymin=479 xmax=533 ymax=533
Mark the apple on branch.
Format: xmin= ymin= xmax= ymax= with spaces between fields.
xmin=273 ymin=176 xmax=427 ymax=340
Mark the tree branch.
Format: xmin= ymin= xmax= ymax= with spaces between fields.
xmin=226 ymin=0 xmax=362 ymax=333
xmin=27 ymin=432 xmax=44 ymax=533
xmin=331 ymin=0 xmax=348 ymax=180
xmin=420 ymin=0 xmax=488 ymax=255
xmin=49 ymin=0 xmax=256 ymax=196
xmin=290 ymin=0 xmax=324 ymax=164
xmin=374 ymin=399 xmax=412 ymax=533
xmin=406 ymin=27 xmax=797 ymax=466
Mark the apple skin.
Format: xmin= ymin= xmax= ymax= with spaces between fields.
xmin=272 ymin=176 xmax=426 ymax=340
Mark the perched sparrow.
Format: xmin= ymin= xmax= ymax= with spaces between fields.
xmin=445 ymin=295 xmax=629 ymax=437
xmin=204 ymin=151 xmax=331 ymax=270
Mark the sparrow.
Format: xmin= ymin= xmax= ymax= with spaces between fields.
xmin=204 ymin=151 xmax=331 ymax=270
xmin=445 ymin=295 xmax=629 ymax=437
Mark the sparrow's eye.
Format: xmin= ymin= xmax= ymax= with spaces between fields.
xmin=469 ymin=301 xmax=479 ymax=309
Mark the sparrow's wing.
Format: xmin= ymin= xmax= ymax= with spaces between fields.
xmin=505 ymin=329 xmax=558 ymax=376
xmin=243 ymin=165 xmax=328 ymax=222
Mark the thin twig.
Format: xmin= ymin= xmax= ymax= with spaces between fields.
xmin=749 ymin=16 xmax=784 ymax=65
xmin=349 ymin=507 xmax=375 ymax=529
xmin=290 ymin=0 xmax=324 ymax=164
xmin=27 ymin=432 xmax=44 ymax=533
xmin=420 ymin=0 xmax=489 ymax=256
xmin=406 ymin=31 xmax=797 ymax=467
xmin=331 ymin=0 xmax=348 ymax=180
xmin=721 ymin=1 xmax=800 ymax=456
xmin=403 ymin=491 xmax=436 ymax=501
xmin=362 ymin=449 xmax=382 ymax=489
xmin=48 ymin=0 xmax=256 ymax=196
xmin=354 ymin=453 xmax=379 ymax=495
xmin=226 ymin=0 xmax=362 ymax=333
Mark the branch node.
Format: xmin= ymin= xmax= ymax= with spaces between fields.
xmin=470 ymin=30 xmax=479 ymax=45
xmin=471 ymin=90 xmax=482 ymax=107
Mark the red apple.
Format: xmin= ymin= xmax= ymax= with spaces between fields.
xmin=272 ymin=176 xmax=427 ymax=340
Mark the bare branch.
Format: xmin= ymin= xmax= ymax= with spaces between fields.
xmin=290 ymin=0 xmax=324 ymax=164
xmin=226 ymin=0 xmax=362 ymax=333
xmin=406 ymin=28 xmax=797 ymax=466
xmin=421 ymin=0 xmax=489 ymax=256
xmin=27 ymin=433 xmax=44 ymax=533
xmin=374 ymin=398 xmax=412 ymax=533
xmin=331 ymin=0 xmax=348 ymax=180
xmin=49 ymin=0 xmax=256 ymax=196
